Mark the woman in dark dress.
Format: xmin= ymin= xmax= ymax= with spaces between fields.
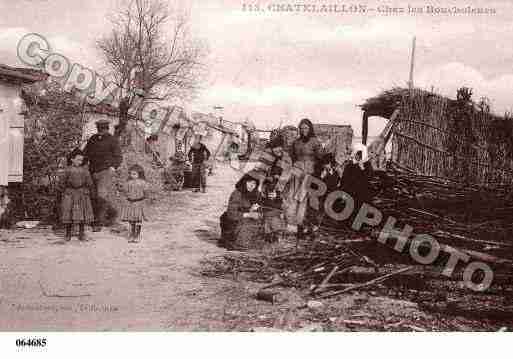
xmin=219 ymin=173 xmax=262 ymax=250
xmin=339 ymin=145 xmax=373 ymax=223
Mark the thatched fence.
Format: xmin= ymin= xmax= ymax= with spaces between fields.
xmin=390 ymin=88 xmax=513 ymax=187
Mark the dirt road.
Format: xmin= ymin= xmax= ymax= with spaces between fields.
xmin=1 ymin=163 xmax=504 ymax=331
xmin=0 ymin=164 xmax=250 ymax=330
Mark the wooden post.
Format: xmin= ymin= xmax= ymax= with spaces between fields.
xmin=408 ymin=36 xmax=416 ymax=90
xmin=362 ymin=111 xmax=369 ymax=145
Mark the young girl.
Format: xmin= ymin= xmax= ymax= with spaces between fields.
xmin=261 ymin=177 xmax=284 ymax=243
xmin=60 ymin=148 xmax=95 ymax=241
xmin=121 ymin=164 xmax=151 ymax=243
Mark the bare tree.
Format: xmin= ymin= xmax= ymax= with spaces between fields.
xmin=97 ymin=0 xmax=208 ymax=117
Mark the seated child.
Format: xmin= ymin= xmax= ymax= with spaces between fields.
xmin=164 ymin=152 xmax=186 ymax=191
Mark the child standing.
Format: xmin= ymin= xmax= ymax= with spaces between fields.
xmin=60 ymin=149 xmax=95 ymax=241
xmin=121 ymin=164 xmax=150 ymax=243
xmin=261 ymin=178 xmax=285 ymax=243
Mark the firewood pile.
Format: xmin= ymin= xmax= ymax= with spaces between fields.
xmin=369 ymin=163 xmax=513 ymax=256
xmin=202 ymin=163 xmax=513 ymax=301
xmin=201 ymin=234 xmax=380 ymax=297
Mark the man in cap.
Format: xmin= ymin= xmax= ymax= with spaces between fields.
xmin=84 ymin=119 xmax=123 ymax=231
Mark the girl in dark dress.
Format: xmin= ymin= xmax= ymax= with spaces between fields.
xmin=60 ymin=149 xmax=95 ymax=241
xmin=219 ymin=173 xmax=262 ymax=250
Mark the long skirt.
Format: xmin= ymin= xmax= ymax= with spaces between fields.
xmin=121 ymin=200 xmax=146 ymax=222
xmin=60 ymin=188 xmax=95 ymax=224
xmin=191 ymin=163 xmax=207 ymax=189
xmin=220 ymin=212 xmax=265 ymax=250
xmin=283 ymin=173 xmax=310 ymax=227
xmin=263 ymin=209 xmax=284 ymax=234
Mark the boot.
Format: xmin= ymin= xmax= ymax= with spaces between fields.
xmin=64 ymin=224 xmax=72 ymax=241
xmin=128 ymin=222 xmax=136 ymax=242
xmin=135 ymin=224 xmax=142 ymax=242
xmin=297 ymin=225 xmax=305 ymax=239
xmin=78 ymin=223 xmax=87 ymax=241
xmin=92 ymin=222 xmax=102 ymax=232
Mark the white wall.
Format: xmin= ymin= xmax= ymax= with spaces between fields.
xmin=0 ymin=82 xmax=24 ymax=185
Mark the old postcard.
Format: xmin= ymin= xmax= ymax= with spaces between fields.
xmin=0 ymin=0 xmax=512 ymax=352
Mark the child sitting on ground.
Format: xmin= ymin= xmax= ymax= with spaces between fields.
xmin=164 ymin=152 xmax=186 ymax=191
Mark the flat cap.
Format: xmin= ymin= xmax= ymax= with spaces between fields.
xmin=95 ymin=119 xmax=110 ymax=125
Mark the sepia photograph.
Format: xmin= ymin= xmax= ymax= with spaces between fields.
xmin=0 ymin=0 xmax=512 ymax=354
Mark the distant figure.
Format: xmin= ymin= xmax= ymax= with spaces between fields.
xmin=164 ymin=152 xmax=186 ymax=191
xmin=60 ymin=148 xmax=95 ymax=242
xmin=0 ymin=186 xmax=11 ymax=228
xmin=188 ymin=134 xmax=211 ymax=193
xmin=219 ymin=173 xmax=262 ymax=250
xmin=83 ymin=119 xmax=123 ymax=231
xmin=120 ymin=164 xmax=152 ymax=243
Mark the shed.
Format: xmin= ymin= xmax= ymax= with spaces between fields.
xmin=0 ymin=64 xmax=47 ymax=185
xmin=361 ymin=87 xmax=513 ymax=186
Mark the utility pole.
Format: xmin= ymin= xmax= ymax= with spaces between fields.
xmin=213 ymin=106 xmax=224 ymax=126
xmin=408 ymin=36 xmax=416 ymax=90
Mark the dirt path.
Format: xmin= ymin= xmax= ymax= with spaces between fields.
xmin=2 ymin=163 xmax=505 ymax=332
xmin=0 ymin=164 xmax=246 ymax=330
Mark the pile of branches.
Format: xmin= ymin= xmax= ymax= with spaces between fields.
xmin=369 ymin=163 xmax=513 ymax=255
xmin=202 ymin=164 xmax=513 ymax=301
xmin=201 ymin=234 xmax=382 ymax=298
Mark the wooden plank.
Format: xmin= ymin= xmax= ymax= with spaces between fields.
xmin=0 ymin=105 xmax=8 ymax=186
xmin=9 ymin=122 xmax=24 ymax=182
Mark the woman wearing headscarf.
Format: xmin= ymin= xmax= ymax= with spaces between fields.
xmin=339 ymin=143 xmax=373 ymax=219
xmin=284 ymin=118 xmax=322 ymax=236
xmin=219 ymin=172 xmax=262 ymax=249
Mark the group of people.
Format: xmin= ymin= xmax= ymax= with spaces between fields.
xmin=58 ymin=117 xmax=372 ymax=248
xmin=219 ymin=118 xmax=373 ymax=250
xmin=163 ymin=134 xmax=212 ymax=193
xmin=59 ymin=123 xmax=214 ymax=243
xmin=58 ymin=119 xmax=152 ymax=243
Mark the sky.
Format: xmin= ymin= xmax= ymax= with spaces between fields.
xmin=1 ymin=0 xmax=513 ymax=137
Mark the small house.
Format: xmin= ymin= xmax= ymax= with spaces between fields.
xmin=0 ymin=64 xmax=47 ymax=186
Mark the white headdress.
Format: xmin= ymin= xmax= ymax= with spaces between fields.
xmin=352 ymin=143 xmax=368 ymax=161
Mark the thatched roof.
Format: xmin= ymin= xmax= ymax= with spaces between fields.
xmin=360 ymin=86 xmax=506 ymax=121
xmin=360 ymin=87 xmax=436 ymax=119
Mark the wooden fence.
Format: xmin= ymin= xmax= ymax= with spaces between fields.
xmin=391 ymin=89 xmax=513 ymax=187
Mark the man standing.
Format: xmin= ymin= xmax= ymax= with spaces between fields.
xmin=188 ymin=134 xmax=211 ymax=193
xmin=84 ymin=119 xmax=123 ymax=231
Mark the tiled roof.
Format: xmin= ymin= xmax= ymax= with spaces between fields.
xmin=0 ymin=64 xmax=48 ymax=84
